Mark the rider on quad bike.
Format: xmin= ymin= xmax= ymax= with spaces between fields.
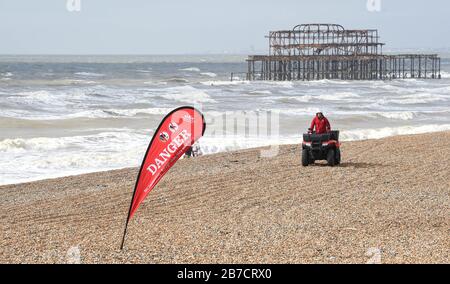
xmin=302 ymin=112 xmax=341 ymax=167
xmin=309 ymin=112 xmax=331 ymax=134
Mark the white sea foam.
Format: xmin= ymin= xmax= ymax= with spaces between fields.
xmin=0 ymin=137 xmax=69 ymax=152
xmin=94 ymin=109 xmax=450 ymax=121
xmin=327 ymin=111 xmax=417 ymax=121
xmin=200 ymin=72 xmax=217 ymax=77
xmin=198 ymin=107 xmax=320 ymax=119
xmin=0 ymin=107 xmax=173 ymax=120
xmin=197 ymin=123 xmax=450 ymax=154
xmin=276 ymin=92 xmax=361 ymax=103
xmin=0 ymin=131 xmax=148 ymax=185
xmin=201 ymin=80 xmax=249 ymax=86
xmin=308 ymin=79 xmax=351 ymax=85
xmin=68 ymin=79 xmax=98 ymax=85
xmin=316 ymin=92 xmax=361 ymax=101
xmin=440 ymin=71 xmax=450 ymax=78
xmin=196 ymin=135 xmax=298 ymax=155
xmin=13 ymin=90 xmax=65 ymax=105
xmin=74 ymin=72 xmax=105 ymax=77
xmin=161 ymin=86 xmax=216 ymax=103
xmin=248 ymin=90 xmax=272 ymax=95
xmin=256 ymin=107 xmax=321 ymax=116
xmin=101 ymin=107 xmax=173 ymax=117
xmin=136 ymin=69 xmax=152 ymax=73
xmin=179 ymin=67 xmax=201 ymax=72
xmin=143 ymin=81 xmax=168 ymax=86
xmin=263 ymin=81 xmax=294 ymax=88
xmin=167 ymin=77 xmax=190 ymax=83
xmin=206 ymin=109 xmax=445 ymax=121
xmin=273 ymin=95 xmax=313 ymax=103
xmin=372 ymin=111 xmax=415 ymax=120
xmin=378 ymin=93 xmax=448 ymax=105
xmin=341 ymin=124 xmax=450 ymax=141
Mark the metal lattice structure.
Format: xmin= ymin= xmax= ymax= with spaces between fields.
xmin=233 ymin=24 xmax=441 ymax=81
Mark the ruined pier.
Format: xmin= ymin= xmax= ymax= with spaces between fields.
xmin=234 ymin=24 xmax=441 ymax=81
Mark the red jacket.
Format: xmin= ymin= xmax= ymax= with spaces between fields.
xmin=310 ymin=116 xmax=331 ymax=134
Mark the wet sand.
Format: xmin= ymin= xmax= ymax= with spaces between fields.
xmin=1 ymin=132 xmax=449 ymax=263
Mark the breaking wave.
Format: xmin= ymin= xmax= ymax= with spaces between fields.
xmin=341 ymin=124 xmax=450 ymax=141
xmin=136 ymin=69 xmax=152 ymax=73
xmin=160 ymin=86 xmax=216 ymax=103
xmin=200 ymin=72 xmax=217 ymax=77
xmin=0 ymin=107 xmax=173 ymax=120
xmin=200 ymin=80 xmax=249 ymax=86
xmin=1 ymin=72 xmax=13 ymax=77
xmin=440 ymin=71 xmax=450 ymax=78
xmin=247 ymin=90 xmax=272 ymax=95
xmin=74 ymin=72 xmax=105 ymax=77
xmin=0 ymin=131 xmax=148 ymax=185
xmin=179 ymin=67 xmax=201 ymax=72
xmin=1 ymin=56 xmax=449 ymax=185
xmin=166 ymin=77 xmax=190 ymax=83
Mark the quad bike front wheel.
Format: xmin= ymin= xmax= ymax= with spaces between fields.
xmin=301 ymin=149 xmax=309 ymax=167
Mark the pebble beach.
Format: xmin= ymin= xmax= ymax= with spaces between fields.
xmin=1 ymin=131 xmax=449 ymax=263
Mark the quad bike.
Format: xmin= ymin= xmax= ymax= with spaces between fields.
xmin=302 ymin=130 xmax=341 ymax=166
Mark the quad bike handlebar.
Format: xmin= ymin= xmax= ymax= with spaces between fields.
xmin=307 ymin=128 xmax=332 ymax=134
xmin=304 ymin=130 xmax=340 ymax=141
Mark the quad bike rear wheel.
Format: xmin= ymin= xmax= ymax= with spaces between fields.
xmin=335 ymin=149 xmax=341 ymax=165
xmin=327 ymin=149 xmax=336 ymax=166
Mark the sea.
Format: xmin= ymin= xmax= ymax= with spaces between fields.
xmin=1 ymin=54 xmax=449 ymax=185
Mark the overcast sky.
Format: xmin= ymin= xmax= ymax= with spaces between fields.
xmin=0 ymin=0 xmax=449 ymax=54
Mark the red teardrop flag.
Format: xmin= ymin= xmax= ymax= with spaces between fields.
xmin=120 ymin=106 xmax=205 ymax=249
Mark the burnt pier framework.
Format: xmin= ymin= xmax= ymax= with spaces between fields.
xmin=236 ymin=24 xmax=441 ymax=81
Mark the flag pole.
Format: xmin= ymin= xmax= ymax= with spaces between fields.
xmin=120 ymin=192 xmax=135 ymax=250
xmin=120 ymin=220 xmax=130 ymax=250
xmin=120 ymin=166 xmax=143 ymax=250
